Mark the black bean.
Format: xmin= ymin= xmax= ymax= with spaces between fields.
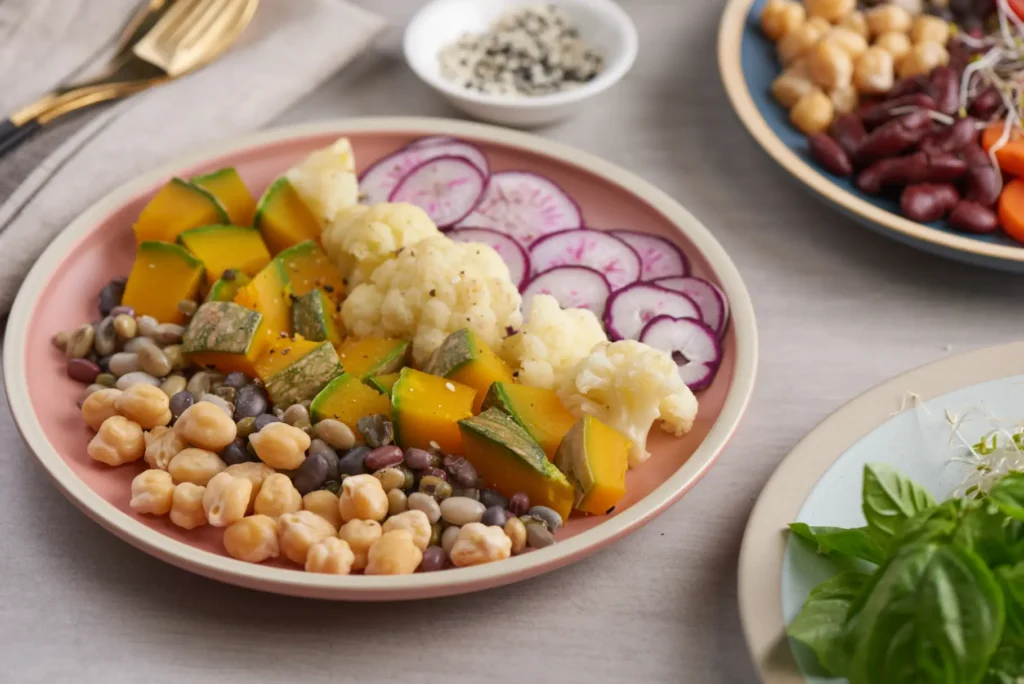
xmin=223 ymin=372 xmax=248 ymax=389
xmin=419 ymin=545 xmax=447 ymax=572
xmin=443 ymin=455 xmax=479 ymax=488
xmin=96 ymin=354 xmax=113 ymax=373
xmin=481 ymin=506 xmax=508 ymax=527
xmin=253 ymin=412 xmax=280 ymax=431
xmin=235 ymin=385 xmax=269 ymax=421
xmin=169 ymin=391 xmax=195 ymax=420
xmin=220 ymin=438 xmax=252 ymax=466
xmin=337 ymin=446 xmax=370 ymax=476
xmin=293 ymin=453 xmax=330 ymax=494
xmin=480 ymin=489 xmax=509 ymax=510
xmin=357 ymin=414 xmax=393 ymax=448
xmin=508 ymin=492 xmax=530 ymax=516
xmin=98 ymin=279 xmax=125 ymax=316
xmin=308 ymin=439 xmax=340 ymax=481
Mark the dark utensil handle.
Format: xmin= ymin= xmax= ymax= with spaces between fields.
xmin=0 ymin=118 xmax=41 ymax=158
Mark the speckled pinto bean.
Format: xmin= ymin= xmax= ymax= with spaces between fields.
xmin=949 ymin=200 xmax=1000 ymax=234
xmin=859 ymin=94 xmax=935 ymax=130
xmin=900 ymin=184 xmax=958 ymax=222
xmin=807 ymin=133 xmax=853 ymax=176
xmin=828 ymin=113 xmax=867 ymax=158
xmin=856 ymin=110 xmax=932 ymax=163
xmin=962 ymin=144 xmax=1001 ymax=207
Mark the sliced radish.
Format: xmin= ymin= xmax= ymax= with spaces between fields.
xmin=405 ymin=136 xmax=459 ymax=149
xmin=448 ymin=227 xmax=531 ymax=288
xmin=455 ymin=171 xmax=582 ymax=246
xmin=640 ymin=316 xmax=721 ymax=391
xmin=611 ymin=230 xmax=690 ymax=280
xmin=655 ymin=276 xmax=729 ymax=337
xmin=521 ymin=266 xmax=611 ymax=319
xmin=604 ymin=283 xmax=700 ymax=341
xmin=529 ymin=229 xmax=640 ymax=291
xmin=388 ymin=156 xmax=485 ymax=227
xmin=360 ymin=142 xmax=489 ymax=204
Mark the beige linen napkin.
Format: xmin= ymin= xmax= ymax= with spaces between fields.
xmin=0 ymin=0 xmax=385 ymax=314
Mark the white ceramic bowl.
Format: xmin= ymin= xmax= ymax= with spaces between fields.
xmin=404 ymin=0 xmax=638 ymax=128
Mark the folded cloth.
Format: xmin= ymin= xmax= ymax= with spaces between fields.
xmin=0 ymin=0 xmax=385 ymax=314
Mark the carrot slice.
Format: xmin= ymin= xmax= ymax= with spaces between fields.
xmin=997 ymin=178 xmax=1024 ymax=243
xmin=982 ymin=123 xmax=1024 ymax=176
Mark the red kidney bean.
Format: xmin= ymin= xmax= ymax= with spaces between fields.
xmin=807 ymin=133 xmax=853 ymax=177
xmin=857 ymin=111 xmax=933 ymax=163
xmin=900 ymin=184 xmax=956 ymax=222
xmin=829 ymin=114 xmax=867 ymax=159
xmin=67 ymin=358 xmax=100 ymax=384
xmin=962 ymin=144 xmax=1001 ymax=206
xmin=860 ymin=94 xmax=936 ymax=130
xmin=856 ymin=164 xmax=887 ymax=195
xmin=970 ymin=87 xmax=1002 ymax=120
xmin=856 ymin=153 xmax=926 ymax=193
xmin=919 ymin=117 xmax=977 ymax=155
xmin=508 ymin=492 xmax=530 ymax=517
xmin=365 ymin=445 xmax=403 ymax=471
xmin=887 ymin=75 xmax=932 ymax=100
xmin=924 ymin=151 xmax=967 ymax=181
xmin=929 ymin=66 xmax=959 ymax=115
xmin=949 ymin=200 xmax=1000 ymax=233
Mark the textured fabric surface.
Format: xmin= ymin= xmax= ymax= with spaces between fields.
xmin=4 ymin=1 xmax=1024 ymax=682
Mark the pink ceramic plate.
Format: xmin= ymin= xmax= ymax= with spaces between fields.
xmin=4 ymin=118 xmax=757 ymax=600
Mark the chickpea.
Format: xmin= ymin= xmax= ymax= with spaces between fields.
xmin=450 ymin=522 xmax=512 ymax=567
xmin=504 ymin=517 xmax=527 ymax=555
xmin=305 ymin=537 xmax=355 ymax=575
xmin=777 ymin=20 xmax=827 ymax=66
xmin=825 ymin=27 xmax=867 ymax=59
xmin=277 ymin=510 xmax=337 ymax=565
xmin=114 ymin=384 xmax=171 ymax=430
xmin=772 ymin=62 xmax=816 ymax=108
xmin=338 ymin=474 xmax=389 ymax=522
xmin=807 ymin=16 xmax=831 ymax=33
xmin=248 ymin=422 xmax=309 ymax=470
xmin=302 ymin=489 xmax=342 ymax=530
xmin=223 ymin=514 xmax=279 ymax=563
xmin=839 ymin=10 xmax=868 ymax=39
xmin=875 ymin=31 xmax=912 ymax=62
xmin=898 ymin=41 xmax=949 ymax=79
xmin=226 ymin=461 xmax=275 ymax=512
xmin=804 ymin=0 xmax=855 ymax=24
xmin=382 ymin=510 xmax=432 ymax=551
xmin=866 ymin=4 xmax=912 ymax=37
xmin=854 ymin=46 xmax=895 ymax=95
xmin=203 ymin=471 xmax=252 ymax=527
xmin=88 ymin=416 xmax=145 ymax=466
xmin=808 ymin=39 xmax=853 ymax=90
xmin=790 ymin=88 xmax=835 ymax=134
xmin=143 ymin=425 xmax=187 ymax=471
xmin=81 ymin=388 xmax=122 ymax=431
xmin=338 ymin=519 xmax=383 ymax=571
xmin=365 ymin=529 xmax=423 ymax=575
xmin=129 ymin=469 xmax=174 ymax=515
xmin=174 ymin=401 xmax=237 ymax=452
xmin=761 ymin=0 xmax=806 ymax=41
xmin=830 ymin=84 xmax=859 ymax=114
xmin=911 ymin=14 xmax=949 ymax=46
xmin=167 ymin=447 xmax=226 ymax=486
xmin=169 ymin=482 xmax=207 ymax=529
xmin=253 ymin=473 xmax=302 ymax=518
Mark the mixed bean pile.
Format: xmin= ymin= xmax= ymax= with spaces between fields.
xmin=59 ymin=279 xmax=561 ymax=576
xmin=763 ymin=0 xmax=1022 ymax=237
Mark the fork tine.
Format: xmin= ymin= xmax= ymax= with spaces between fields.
xmin=148 ymin=0 xmax=203 ymax=47
xmin=180 ymin=0 xmax=239 ymax=50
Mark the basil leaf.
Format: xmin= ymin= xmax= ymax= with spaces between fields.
xmin=997 ymin=562 xmax=1024 ymax=647
xmin=989 ymin=472 xmax=1024 ymax=522
xmin=983 ymin=646 xmax=1024 ymax=684
xmin=891 ymin=499 xmax=963 ymax=549
xmin=789 ymin=524 xmax=886 ymax=565
xmin=846 ymin=543 xmax=1005 ymax=684
xmin=955 ymin=501 xmax=1024 ymax=568
xmin=787 ymin=571 xmax=869 ymax=677
xmin=862 ymin=463 xmax=936 ymax=540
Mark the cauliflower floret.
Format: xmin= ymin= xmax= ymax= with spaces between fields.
xmin=321 ymin=202 xmax=439 ymax=287
xmin=284 ymin=137 xmax=358 ymax=226
xmin=500 ymin=295 xmax=607 ymax=390
xmin=342 ymin=235 xmax=522 ymax=366
xmin=559 ymin=340 xmax=698 ymax=468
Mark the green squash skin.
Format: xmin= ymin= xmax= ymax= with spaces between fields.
xmin=181 ymin=302 xmax=262 ymax=355
xmin=205 ymin=270 xmax=251 ymax=302
xmin=458 ymin=408 xmax=566 ymax=482
xmin=138 ymin=240 xmax=205 ymax=270
xmin=273 ymin=239 xmax=319 ymax=264
xmin=169 ymin=177 xmax=230 ymax=224
xmin=364 ymin=374 xmax=399 ymax=396
xmin=552 ymin=419 xmax=591 ymax=508
xmin=424 ymin=329 xmax=477 ymax=378
xmin=191 ymin=167 xmax=240 ymax=187
xmin=291 ymin=289 xmax=338 ymax=343
xmin=265 ymin=340 xmax=343 ymax=407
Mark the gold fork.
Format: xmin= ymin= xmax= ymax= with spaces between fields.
xmin=1 ymin=0 xmax=259 ymax=157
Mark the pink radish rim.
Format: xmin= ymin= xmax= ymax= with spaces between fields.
xmin=359 ymin=140 xmax=490 ymax=202
xmin=655 ymin=276 xmax=729 ymax=337
xmin=640 ymin=314 xmax=722 ymax=391
xmin=387 ymin=154 xmax=486 ymax=227
xmin=611 ymin=229 xmax=692 ymax=279
xmin=447 ymin=226 xmax=532 ymax=288
xmin=456 ymin=169 xmax=584 ymax=243
xmin=603 ymin=282 xmax=701 ymax=341
xmin=521 ymin=264 xmax=613 ymax=316
xmin=529 ymin=228 xmax=642 ymax=290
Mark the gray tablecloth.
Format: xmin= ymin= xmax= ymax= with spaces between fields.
xmin=3 ymin=1 xmax=1022 ymax=682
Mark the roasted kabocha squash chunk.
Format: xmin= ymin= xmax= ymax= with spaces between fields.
xmin=311 ymin=373 xmax=392 ymax=435
xmin=191 ymin=167 xmax=256 ymax=226
xmin=206 ymin=269 xmax=251 ymax=302
xmin=181 ymin=301 xmax=265 ymax=375
xmin=122 ymin=241 xmax=205 ymax=324
xmin=233 ymin=259 xmax=291 ymax=348
xmin=262 ymin=340 xmax=343 ymax=406
xmin=554 ymin=415 xmax=630 ymax=516
xmin=425 ymin=329 xmax=514 ymax=413
xmin=254 ymin=178 xmax=321 ymax=254
xmin=291 ymin=289 xmax=342 ymax=346
xmin=480 ymin=382 xmax=577 ymax=461
xmin=274 ymin=240 xmax=345 ymax=300
xmin=392 ymin=368 xmax=476 ymax=455
xmin=337 ymin=337 xmax=409 ymax=378
xmin=133 ymin=178 xmax=228 ymax=243
xmin=178 ymin=225 xmax=271 ymax=283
